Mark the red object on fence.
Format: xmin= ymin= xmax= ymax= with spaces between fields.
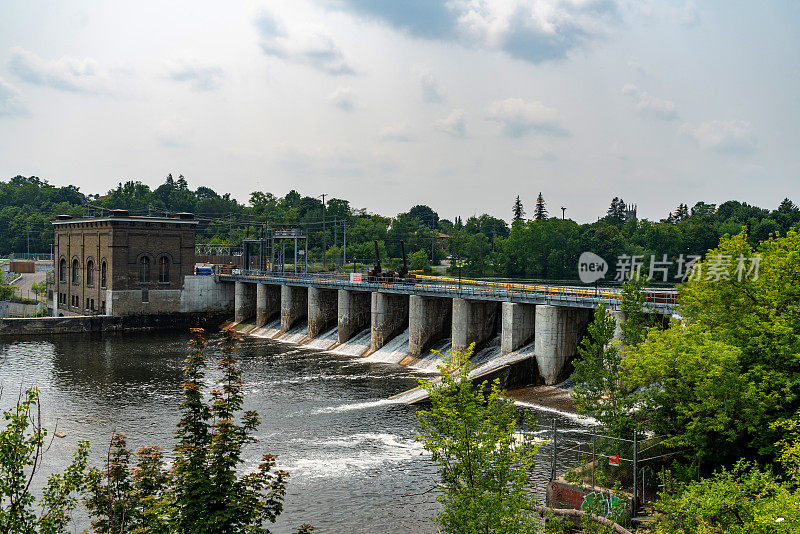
xmin=608 ymin=455 xmax=620 ymax=466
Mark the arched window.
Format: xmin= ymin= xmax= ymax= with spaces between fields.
xmin=101 ymin=261 xmax=107 ymax=288
xmin=86 ymin=260 xmax=94 ymax=286
xmin=139 ymin=256 xmax=150 ymax=283
xmin=158 ymin=257 xmax=170 ymax=283
xmin=59 ymin=259 xmax=66 ymax=282
xmin=72 ymin=259 xmax=79 ymax=284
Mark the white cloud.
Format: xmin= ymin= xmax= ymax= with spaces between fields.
xmin=681 ymin=120 xmax=756 ymax=154
xmin=165 ymin=59 xmax=224 ymax=92
xmin=378 ymin=122 xmax=416 ymax=142
xmin=328 ymin=87 xmax=358 ymax=111
xmin=0 ymin=79 xmax=29 ymax=117
xmin=420 ymin=70 xmax=446 ymax=103
xmin=8 ymin=47 xmax=106 ymax=93
xmin=622 ymin=84 xmax=677 ymax=120
xmin=627 ymin=58 xmax=651 ymax=77
xmin=336 ymin=0 xmax=619 ymax=64
xmin=434 ymin=109 xmax=466 ymax=137
xmin=484 ymin=98 xmax=568 ymax=137
xmin=254 ymin=11 xmax=355 ymax=76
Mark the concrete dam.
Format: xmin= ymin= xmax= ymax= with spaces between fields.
xmin=221 ymin=271 xmax=676 ymax=390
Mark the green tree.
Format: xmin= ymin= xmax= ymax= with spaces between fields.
xmin=619 ymin=277 xmax=654 ymax=348
xmin=0 ymin=388 xmax=89 ymax=533
xmin=534 ymin=192 xmax=547 ymax=221
xmin=624 ymin=323 xmax=756 ymax=464
xmin=572 ymin=304 xmax=634 ymax=436
xmin=84 ymin=328 xmax=311 ymax=534
xmin=408 ymin=249 xmax=429 ymax=271
xmin=650 ymin=462 xmax=800 ymax=534
xmin=605 ymin=197 xmax=626 ymax=226
xmin=416 ymin=345 xmax=537 ymax=534
xmin=30 ymin=281 xmax=46 ymax=299
xmin=512 ymin=196 xmax=524 ymax=221
xmin=677 ymin=226 xmax=800 ymax=461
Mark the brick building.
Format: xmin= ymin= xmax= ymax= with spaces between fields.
xmin=52 ymin=209 xmax=197 ymax=316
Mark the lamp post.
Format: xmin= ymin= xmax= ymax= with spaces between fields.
xmin=318 ymin=194 xmax=327 ymax=269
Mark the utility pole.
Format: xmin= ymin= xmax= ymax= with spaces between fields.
xmin=561 ymin=206 xmax=566 ymax=220
xmin=319 ymin=194 xmax=327 ymax=269
xmin=26 ymin=220 xmax=30 ymax=256
xmin=342 ymin=222 xmax=347 ymax=270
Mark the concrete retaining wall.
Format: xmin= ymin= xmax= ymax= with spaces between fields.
xmin=546 ymin=478 xmax=633 ymax=520
xmin=0 ymin=312 xmax=227 ymax=336
xmin=0 ymin=301 xmax=46 ymax=318
xmin=180 ymin=275 xmax=235 ymax=314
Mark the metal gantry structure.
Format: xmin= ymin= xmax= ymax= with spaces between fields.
xmin=241 ymin=229 xmax=309 ymax=274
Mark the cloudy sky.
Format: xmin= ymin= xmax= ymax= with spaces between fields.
xmin=0 ymin=1 xmax=797 ymax=223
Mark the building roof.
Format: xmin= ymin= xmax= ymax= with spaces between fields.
xmin=52 ymin=212 xmax=198 ymax=226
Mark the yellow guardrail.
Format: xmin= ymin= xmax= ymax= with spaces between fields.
xmin=415 ymin=274 xmax=622 ymax=300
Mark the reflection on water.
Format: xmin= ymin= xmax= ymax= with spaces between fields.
xmin=0 ymin=331 xmax=583 ymax=533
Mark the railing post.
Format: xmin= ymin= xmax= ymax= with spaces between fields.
xmin=592 ymin=427 xmax=597 ymax=491
xmin=551 ymin=419 xmax=557 ymax=481
xmin=633 ymin=431 xmax=638 ymax=517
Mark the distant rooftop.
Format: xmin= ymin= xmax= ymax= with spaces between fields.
xmin=52 ymin=209 xmax=198 ymax=225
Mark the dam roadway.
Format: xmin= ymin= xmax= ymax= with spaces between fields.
xmin=218 ymin=270 xmax=677 ymax=386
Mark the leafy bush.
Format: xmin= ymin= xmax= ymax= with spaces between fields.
xmin=416 ymin=344 xmax=538 ymax=534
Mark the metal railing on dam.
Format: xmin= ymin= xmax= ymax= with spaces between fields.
xmin=217 ymin=271 xmax=678 ymax=315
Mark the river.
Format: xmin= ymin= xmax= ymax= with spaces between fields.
xmin=0 ymin=331 xmax=586 ymax=533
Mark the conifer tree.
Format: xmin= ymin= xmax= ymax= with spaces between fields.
xmin=512 ymin=196 xmax=525 ymax=221
xmin=534 ymin=192 xmax=547 ymax=221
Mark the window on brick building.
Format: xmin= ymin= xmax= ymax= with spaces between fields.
xmin=159 ymin=256 xmax=170 ymax=283
xmin=101 ymin=261 xmax=107 ymax=288
xmin=59 ymin=259 xmax=66 ymax=282
xmin=72 ymin=259 xmax=79 ymax=284
xmin=139 ymin=256 xmax=150 ymax=283
xmin=86 ymin=260 xmax=94 ymax=286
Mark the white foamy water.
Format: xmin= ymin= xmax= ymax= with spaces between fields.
xmin=406 ymin=337 xmax=452 ymax=373
xmin=329 ymin=328 xmax=371 ymax=357
xmin=281 ymin=432 xmax=429 ymax=480
xmin=311 ymin=398 xmax=402 ymax=414
xmin=278 ymin=322 xmax=309 ymax=344
xmin=304 ymin=326 xmax=339 ymax=350
xmin=391 ymin=336 xmax=535 ymax=405
xmin=469 ymin=339 xmax=534 ymax=379
xmin=363 ymin=329 xmax=410 ymax=364
xmin=514 ymin=401 xmax=597 ymax=426
xmin=250 ymin=318 xmax=281 ymax=339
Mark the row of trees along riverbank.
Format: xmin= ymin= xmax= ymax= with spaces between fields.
xmin=2 ymin=174 xmax=799 ymax=281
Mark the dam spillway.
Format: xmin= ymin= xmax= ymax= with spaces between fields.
xmin=222 ymin=271 xmax=653 ymax=385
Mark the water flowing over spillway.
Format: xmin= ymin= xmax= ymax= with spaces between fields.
xmin=329 ymin=328 xmax=371 ymax=357
xmin=363 ymin=328 xmax=410 ymax=364
xmin=303 ymin=326 xmax=338 ymax=350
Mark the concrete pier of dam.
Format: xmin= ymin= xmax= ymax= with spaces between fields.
xmin=229 ymin=277 xmax=609 ymax=385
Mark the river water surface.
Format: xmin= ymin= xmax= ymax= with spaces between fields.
xmin=0 ymin=332 xmax=585 ymax=533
